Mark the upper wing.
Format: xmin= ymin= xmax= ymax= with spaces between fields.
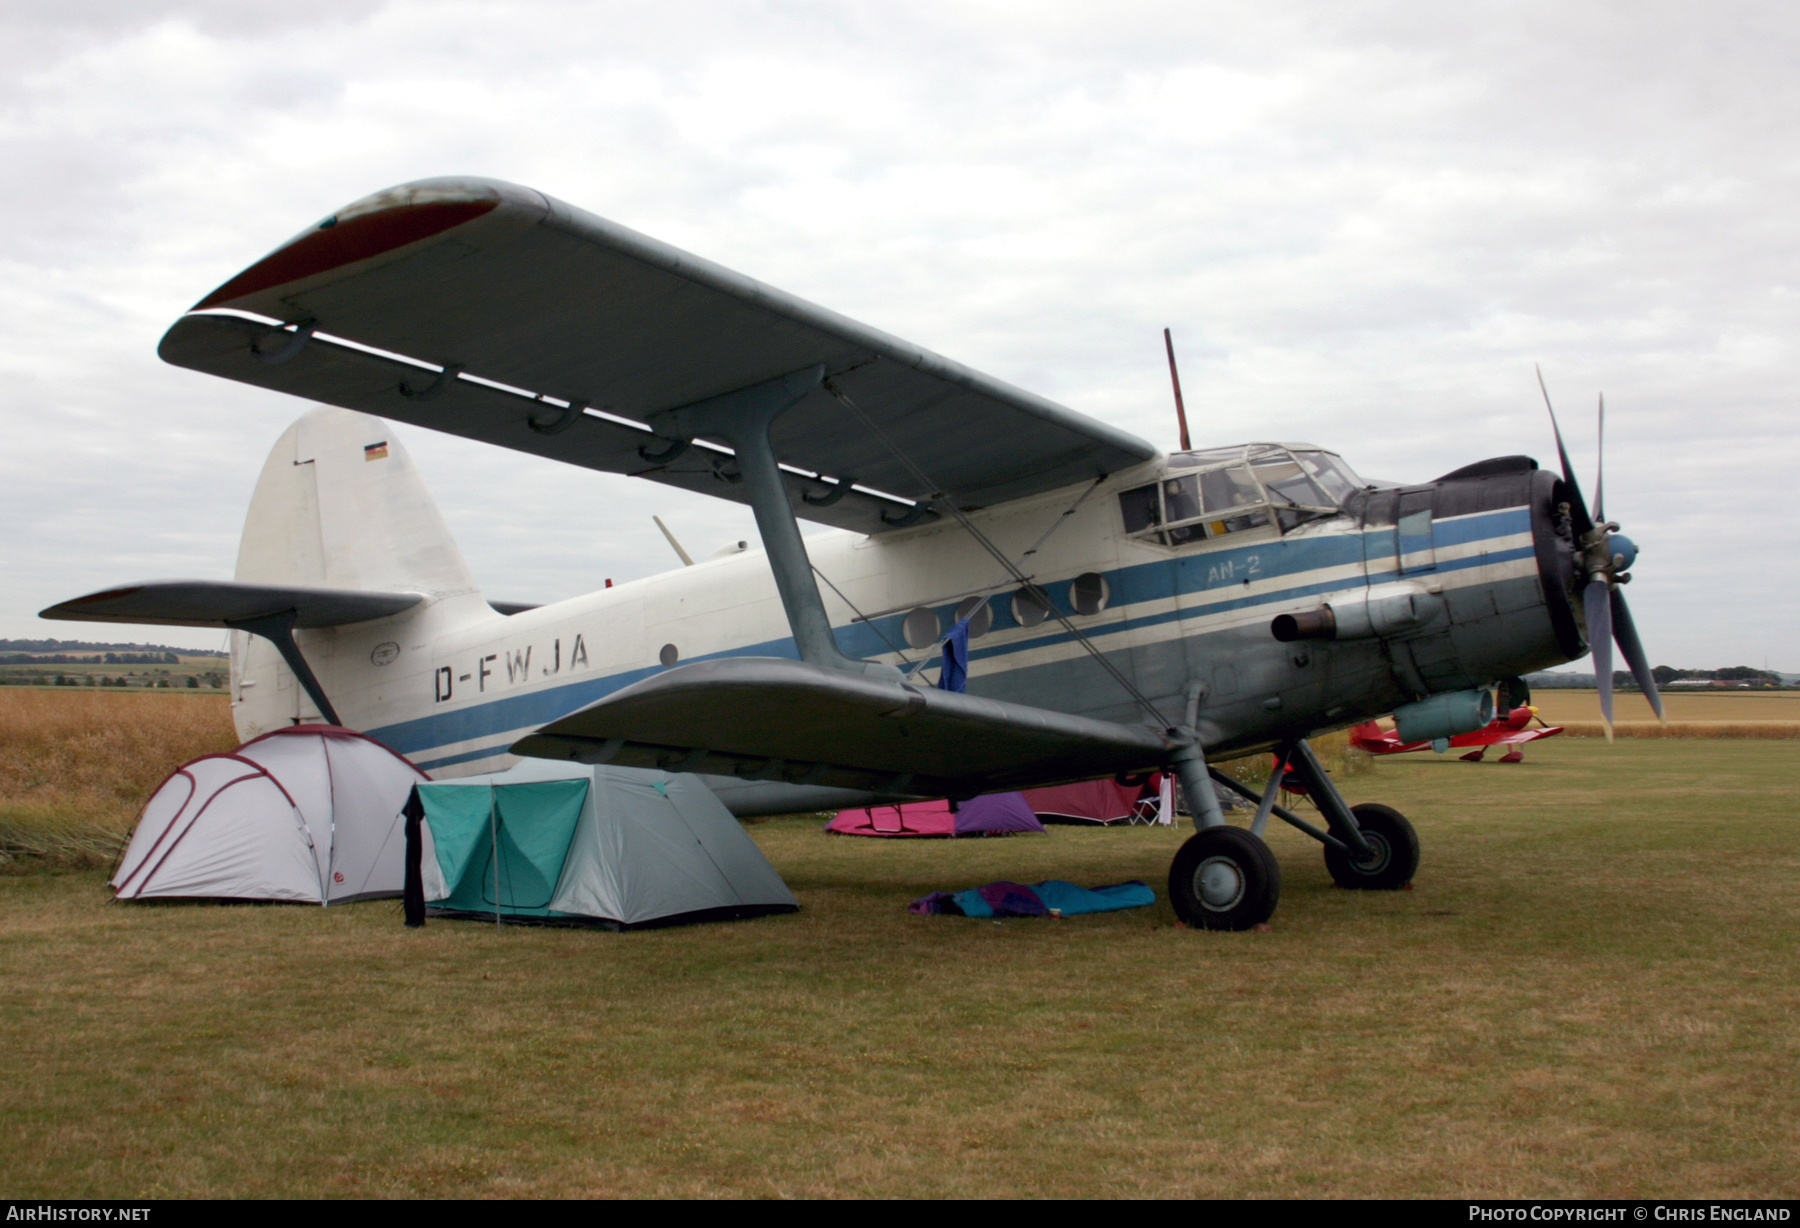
xmin=40 ymin=580 xmax=421 ymax=629
xmin=510 ymin=656 xmax=1173 ymax=797
xmin=159 ymin=177 xmax=1158 ymax=534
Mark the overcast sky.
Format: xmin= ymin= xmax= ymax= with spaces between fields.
xmin=3 ymin=0 xmax=1793 ymax=668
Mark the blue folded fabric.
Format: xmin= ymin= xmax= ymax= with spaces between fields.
xmin=1034 ymin=879 xmax=1156 ymax=916
xmin=912 ymin=879 xmax=1155 ymax=918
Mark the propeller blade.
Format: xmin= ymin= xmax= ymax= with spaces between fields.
xmin=1610 ymin=588 xmax=1665 ymax=722
xmin=1585 ymin=579 xmax=1614 ymax=740
xmin=1536 ymin=365 xmax=1593 ymax=535
xmin=1594 ymin=392 xmax=1606 ymax=525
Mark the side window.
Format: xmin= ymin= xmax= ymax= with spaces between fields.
xmin=1011 ymin=586 xmax=1052 ymax=628
xmin=954 ymin=595 xmax=994 ymax=638
xmin=1070 ymin=572 xmax=1109 ymax=615
xmin=902 ymin=607 xmax=939 ymax=649
xmin=1118 ymin=484 xmax=1161 ymax=533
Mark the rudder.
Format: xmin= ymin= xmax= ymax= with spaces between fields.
xmin=237 ymin=406 xmax=478 ymax=597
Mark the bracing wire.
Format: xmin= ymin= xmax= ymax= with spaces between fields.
xmin=811 ymin=564 xmax=914 ymax=665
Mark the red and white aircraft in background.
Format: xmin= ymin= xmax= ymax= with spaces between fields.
xmin=1349 ymin=705 xmax=1563 ymax=763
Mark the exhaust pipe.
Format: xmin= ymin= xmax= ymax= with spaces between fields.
xmin=1271 ymin=582 xmax=1442 ymax=643
xmin=1271 ymin=607 xmax=1336 ymax=641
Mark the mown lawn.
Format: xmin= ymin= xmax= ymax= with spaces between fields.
xmin=2 ymin=738 xmax=1796 ymax=1198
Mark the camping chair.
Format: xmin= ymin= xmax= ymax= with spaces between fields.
xmin=1127 ymin=775 xmax=1174 ymax=826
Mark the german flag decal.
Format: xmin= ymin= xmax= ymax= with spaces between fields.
xmin=364 ymin=441 xmax=389 ymax=461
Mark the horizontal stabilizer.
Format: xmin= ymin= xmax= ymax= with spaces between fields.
xmin=510 ymin=656 xmax=1174 ymax=797
xmin=41 ymin=580 xmax=422 ymax=629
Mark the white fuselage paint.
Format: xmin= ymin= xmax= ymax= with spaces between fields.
xmin=231 ymin=450 xmax=1541 ymax=782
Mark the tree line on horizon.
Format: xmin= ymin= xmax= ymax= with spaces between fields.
xmin=0 ymin=638 xmax=226 ymax=657
xmin=0 ymin=652 xmax=184 ymax=665
xmin=1528 ymin=665 xmax=1787 ymax=689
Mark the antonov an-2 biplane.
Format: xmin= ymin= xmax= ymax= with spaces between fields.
xmin=43 ymin=177 xmax=1664 ymax=930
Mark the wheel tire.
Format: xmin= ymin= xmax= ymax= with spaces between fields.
xmin=1168 ymin=827 xmax=1281 ymax=930
xmin=1324 ymin=802 xmax=1420 ymax=890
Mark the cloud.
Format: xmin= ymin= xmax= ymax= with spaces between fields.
xmin=2 ymin=0 xmax=1795 ymax=668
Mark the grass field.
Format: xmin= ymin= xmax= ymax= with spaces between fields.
xmin=1 ymin=691 xmax=1796 ymax=1198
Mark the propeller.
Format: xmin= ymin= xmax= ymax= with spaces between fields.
xmin=1535 ymin=368 xmax=1665 ymax=737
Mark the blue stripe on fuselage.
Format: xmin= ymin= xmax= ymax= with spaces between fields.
xmin=374 ymin=507 xmax=1534 ymax=766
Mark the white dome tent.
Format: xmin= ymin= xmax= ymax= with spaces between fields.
xmin=112 ymin=726 xmax=428 ymax=904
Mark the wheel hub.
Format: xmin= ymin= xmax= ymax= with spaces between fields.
xmin=1194 ymin=855 xmax=1246 ymax=911
xmin=1352 ymin=831 xmax=1391 ymax=874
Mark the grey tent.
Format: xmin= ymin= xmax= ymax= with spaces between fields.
xmin=405 ymin=758 xmax=797 ymax=929
xmin=115 ymin=725 xmax=427 ymax=904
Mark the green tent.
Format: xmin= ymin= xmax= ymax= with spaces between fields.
xmin=407 ymin=759 xmax=797 ymax=929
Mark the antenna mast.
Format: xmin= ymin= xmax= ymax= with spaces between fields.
xmin=1163 ymin=327 xmax=1192 ymax=451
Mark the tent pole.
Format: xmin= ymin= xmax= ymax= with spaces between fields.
xmin=491 ymin=789 xmax=502 ymax=932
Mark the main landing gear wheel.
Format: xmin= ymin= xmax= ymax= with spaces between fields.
xmin=1169 ymin=827 xmax=1281 ymax=930
xmin=1324 ymin=803 xmax=1420 ymax=890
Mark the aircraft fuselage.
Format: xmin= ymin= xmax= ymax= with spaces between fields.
xmin=230 ymin=445 xmax=1580 ymax=814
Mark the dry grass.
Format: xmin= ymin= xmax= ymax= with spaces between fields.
xmin=2 ymin=733 xmax=1797 ymax=1198
xmin=1214 ymin=727 xmax=1372 ymax=791
xmin=1531 ymin=690 xmax=1800 ymax=724
xmin=0 ymin=690 xmax=236 ymax=867
xmin=1558 ymin=721 xmax=1800 ymax=739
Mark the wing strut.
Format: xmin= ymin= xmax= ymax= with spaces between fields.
xmin=226 ymin=609 xmax=342 ymax=726
xmin=644 ymin=366 xmax=900 ymax=680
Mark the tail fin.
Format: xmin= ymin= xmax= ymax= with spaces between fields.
xmin=236 ymin=407 xmax=478 ymax=598
xmin=231 ymin=407 xmax=483 ymax=738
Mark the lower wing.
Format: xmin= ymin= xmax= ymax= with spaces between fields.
xmin=512 ymin=656 xmax=1174 ymax=798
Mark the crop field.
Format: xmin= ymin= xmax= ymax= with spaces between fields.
xmin=1529 ymin=689 xmax=1800 ymax=738
xmin=1 ymin=691 xmax=1797 ymax=1197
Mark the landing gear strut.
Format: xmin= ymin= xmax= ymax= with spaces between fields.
xmin=1168 ymin=741 xmax=1281 ymax=930
xmin=1168 ymin=736 xmax=1420 ymax=929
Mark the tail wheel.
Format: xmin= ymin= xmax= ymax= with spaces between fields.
xmin=1169 ymin=827 xmax=1281 ymax=930
xmin=1324 ymin=803 xmax=1420 ymax=890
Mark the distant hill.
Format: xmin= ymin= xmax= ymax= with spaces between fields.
xmin=0 ymin=638 xmax=227 ymax=658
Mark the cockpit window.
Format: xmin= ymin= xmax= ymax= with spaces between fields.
xmin=1293 ymin=450 xmax=1363 ymax=502
xmin=1118 ymin=444 xmax=1349 ymax=547
xmin=1252 ymin=457 xmax=1329 ymax=508
xmin=1200 ymin=466 xmax=1259 ymax=510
